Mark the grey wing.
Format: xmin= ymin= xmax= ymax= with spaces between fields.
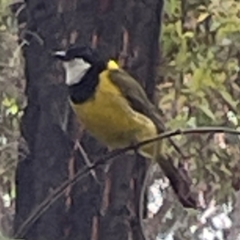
xmin=109 ymin=69 xmax=164 ymax=132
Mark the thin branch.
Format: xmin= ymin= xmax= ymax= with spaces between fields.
xmin=24 ymin=30 xmax=44 ymax=45
xmin=75 ymin=140 xmax=100 ymax=183
xmin=14 ymin=126 xmax=240 ymax=238
xmin=134 ymin=127 xmax=240 ymax=150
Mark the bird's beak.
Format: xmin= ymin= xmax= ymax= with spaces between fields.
xmin=52 ymin=51 xmax=67 ymax=61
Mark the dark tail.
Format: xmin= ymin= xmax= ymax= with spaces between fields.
xmin=157 ymin=155 xmax=198 ymax=209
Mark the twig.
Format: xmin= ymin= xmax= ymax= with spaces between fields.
xmin=24 ymin=30 xmax=44 ymax=46
xmin=74 ymin=140 xmax=99 ymax=183
xmin=134 ymin=127 xmax=240 ymax=150
xmin=14 ymin=126 xmax=240 ymax=238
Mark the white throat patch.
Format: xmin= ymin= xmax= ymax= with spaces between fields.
xmin=63 ymin=58 xmax=91 ymax=85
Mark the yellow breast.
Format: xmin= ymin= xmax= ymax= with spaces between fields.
xmin=71 ymin=69 xmax=157 ymax=154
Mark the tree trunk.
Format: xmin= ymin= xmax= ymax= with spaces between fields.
xmin=13 ymin=1 xmax=163 ymax=240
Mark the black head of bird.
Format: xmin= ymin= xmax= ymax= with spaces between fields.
xmin=53 ymin=46 xmax=103 ymax=86
xmin=54 ymin=46 xmax=99 ymax=62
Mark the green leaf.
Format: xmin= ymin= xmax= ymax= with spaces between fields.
xmin=175 ymin=20 xmax=182 ymax=37
xmin=219 ymin=164 xmax=232 ymax=176
xmin=187 ymin=117 xmax=197 ymax=128
xmin=197 ymin=12 xmax=210 ymax=23
xmin=2 ymin=96 xmax=13 ymax=107
xmin=189 ymin=68 xmax=203 ymax=91
xmin=10 ymin=104 xmax=18 ymax=115
xmin=219 ymin=89 xmax=238 ymax=109
xmin=198 ymin=104 xmax=216 ymax=121
xmin=183 ymin=31 xmax=194 ymax=39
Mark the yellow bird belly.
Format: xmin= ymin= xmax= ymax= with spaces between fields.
xmin=71 ymin=70 xmax=158 ymax=156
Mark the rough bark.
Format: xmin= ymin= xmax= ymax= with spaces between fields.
xmin=13 ymin=1 xmax=164 ymax=240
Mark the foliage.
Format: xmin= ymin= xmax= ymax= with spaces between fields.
xmin=0 ymin=0 xmax=24 ymax=236
xmin=150 ymin=0 xmax=240 ymax=239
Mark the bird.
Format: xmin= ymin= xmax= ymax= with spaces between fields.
xmin=53 ymin=46 xmax=197 ymax=208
